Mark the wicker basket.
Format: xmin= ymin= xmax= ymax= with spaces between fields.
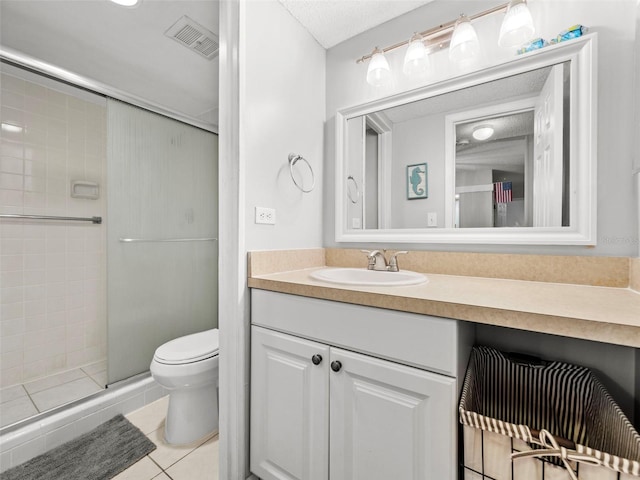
xmin=459 ymin=346 xmax=640 ymax=479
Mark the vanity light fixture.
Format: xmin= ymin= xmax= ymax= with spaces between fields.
xmin=366 ymin=47 xmax=392 ymax=87
xmin=109 ymin=0 xmax=141 ymax=7
xmin=472 ymin=125 xmax=495 ymax=141
xmin=498 ymin=0 xmax=535 ymax=47
xmin=356 ymin=1 xmax=537 ymax=83
xmin=449 ymin=14 xmax=480 ymax=65
xmin=403 ymin=33 xmax=430 ymax=76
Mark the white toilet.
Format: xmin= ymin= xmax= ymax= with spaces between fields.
xmin=150 ymin=328 xmax=219 ymax=445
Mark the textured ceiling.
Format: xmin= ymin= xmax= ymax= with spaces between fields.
xmin=277 ymin=0 xmax=434 ymax=48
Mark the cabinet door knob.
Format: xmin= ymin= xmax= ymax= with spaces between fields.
xmin=311 ymin=354 xmax=323 ymax=365
xmin=330 ymin=360 xmax=342 ymax=372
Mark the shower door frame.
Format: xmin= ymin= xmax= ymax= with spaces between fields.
xmin=0 ymin=47 xmax=217 ymax=136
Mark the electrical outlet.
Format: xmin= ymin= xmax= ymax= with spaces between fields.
xmin=255 ymin=207 xmax=276 ymax=225
xmin=427 ymin=212 xmax=437 ymax=227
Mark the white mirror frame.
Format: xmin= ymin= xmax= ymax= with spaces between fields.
xmin=335 ymin=34 xmax=597 ymax=245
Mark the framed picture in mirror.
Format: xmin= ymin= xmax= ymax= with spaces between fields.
xmin=406 ymin=163 xmax=428 ymax=199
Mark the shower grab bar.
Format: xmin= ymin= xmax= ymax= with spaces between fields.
xmin=0 ymin=214 xmax=102 ymax=224
xmin=119 ymin=237 xmax=217 ymax=243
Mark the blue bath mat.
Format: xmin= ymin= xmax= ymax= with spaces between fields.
xmin=2 ymin=414 xmax=156 ymax=480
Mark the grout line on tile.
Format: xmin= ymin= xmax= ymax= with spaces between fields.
xmin=148 ymin=454 xmax=165 ymax=472
xmin=160 ymin=470 xmax=175 ymax=480
xmin=150 ymin=429 xmax=217 ymax=471
xmin=169 ymin=432 xmax=219 ymax=464
xmin=152 ymin=470 xmax=173 ymax=480
xmin=86 ymin=373 xmax=104 ymax=389
xmin=22 ymin=369 xmax=105 ymax=413
xmin=24 ymin=387 xmax=41 ymax=414
xmin=0 ymin=384 xmax=28 ymax=405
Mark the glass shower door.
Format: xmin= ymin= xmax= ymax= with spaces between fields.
xmin=107 ymin=99 xmax=218 ymax=384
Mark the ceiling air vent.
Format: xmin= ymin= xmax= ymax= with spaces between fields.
xmin=165 ymin=15 xmax=219 ymax=60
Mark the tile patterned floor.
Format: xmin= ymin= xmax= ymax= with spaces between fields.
xmin=0 ymin=360 xmax=106 ymax=428
xmin=119 ymin=396 xmax=219 ymax=480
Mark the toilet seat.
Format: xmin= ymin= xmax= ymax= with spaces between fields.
xmin=153 ymin=329 xmax=219 ymax=365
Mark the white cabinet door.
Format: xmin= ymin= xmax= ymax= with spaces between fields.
xmin=329 ymin=348 xmax=457 ymax=480
xmin=250 ymin=326 xmax=330 ymax=480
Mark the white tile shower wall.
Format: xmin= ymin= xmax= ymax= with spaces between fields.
xmin=0 ymin=71 xmax=107 ymax=388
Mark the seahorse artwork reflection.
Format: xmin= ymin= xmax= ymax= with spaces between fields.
xmin=410 ymin=166 xmax=425 ymax=196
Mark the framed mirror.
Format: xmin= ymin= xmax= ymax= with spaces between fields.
xmin=335 ymin=34 xmax=596 ymax=245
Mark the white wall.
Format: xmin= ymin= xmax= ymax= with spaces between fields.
xmin=243 ymin=1 xmax=325 ymax=251
xmin=391 ymin=114 xmax=445 ymax=228
xmin=325 ymin=0 xmax=639 ymax=256
xmin=635 ymin=1 xmax=640 ymax=257
xmin=220 ymin=2 xmax=325 ymax=478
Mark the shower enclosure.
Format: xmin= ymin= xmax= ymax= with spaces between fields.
xmin=107 ymin=99 xmax=218 ymax=383
xmin=0 ymin=63 xmax=218 ymax=427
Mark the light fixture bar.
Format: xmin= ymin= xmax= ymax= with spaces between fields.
xmin=355 ymin=2 xmax=509 ymax=64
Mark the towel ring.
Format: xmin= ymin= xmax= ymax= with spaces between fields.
xmin=288 ymin=153 xmax=315 ymax=193
xmin=347 ymin=175 xmax=360 ymax=204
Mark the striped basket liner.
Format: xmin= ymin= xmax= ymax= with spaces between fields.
xmin=459 ymin=346 xmax=640 ymax=477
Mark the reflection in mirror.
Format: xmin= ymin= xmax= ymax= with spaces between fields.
xmin=346 ymin=111 xmax=392 ymax=230
xmin=453 ymin=62 xmax=570 ymax=229
xmin=365 ymin=126 xmax=379 ymax=228
xmin=345 ymin=61 xmax=570 ymax=230
xmin=455 ymin=110 xmax=534 ymax=228
xmin=336 ymin=35 xmax=596 ymax=244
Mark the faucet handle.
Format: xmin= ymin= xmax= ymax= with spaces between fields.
xmin=388 ymin=251 xmax=408 ymax=272
xmin=361 ymin=249 xmax=386 ymax=259
xmin=360 ymin=249 xmax=387 ymax=256
xmin=360 ymin=249 xmax=376 ymax=268
xmin=360 ymin=249 xmax=389 ymax=270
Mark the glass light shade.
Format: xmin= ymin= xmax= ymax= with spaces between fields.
xmin=498 ymin=0 xmax=535 ymax=48
xmin=110 ymin=0 xmax=140 ymax=6
xmin=449 ymin=15 xmax=480 ymax=64
xmin=403 ymin=33 xmax=430 ymax=76
xmin=472 ymin=125 xmax=494 ymax=141
xmin=366 ymin=48 xmax=392 ymax=87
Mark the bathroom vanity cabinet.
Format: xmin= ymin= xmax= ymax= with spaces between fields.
xmin=250 ymin=290 xmax=473 ymax=480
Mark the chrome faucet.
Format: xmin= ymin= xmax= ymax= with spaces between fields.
xmin=361 ymin=250 xmax=408 ymax=272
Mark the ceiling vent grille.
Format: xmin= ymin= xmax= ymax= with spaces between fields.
xmin=165 ymin=16 xmax=219 ymax=60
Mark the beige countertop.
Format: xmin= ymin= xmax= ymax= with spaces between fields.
xmin=248 ymin=266 xmax=640 ymax=348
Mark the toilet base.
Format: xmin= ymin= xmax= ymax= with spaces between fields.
xmin=164 ymin=383 xmax=219 ymax=445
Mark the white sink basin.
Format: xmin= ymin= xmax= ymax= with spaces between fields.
xmin=309 ymin=268 xmax=427 ymax=286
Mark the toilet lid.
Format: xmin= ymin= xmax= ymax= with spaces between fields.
xmin=154 ymin=329 xmax=219 ymax=365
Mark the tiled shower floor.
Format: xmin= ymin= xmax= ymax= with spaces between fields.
xmin=0 ymin=360 xmax=107 ymax=428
